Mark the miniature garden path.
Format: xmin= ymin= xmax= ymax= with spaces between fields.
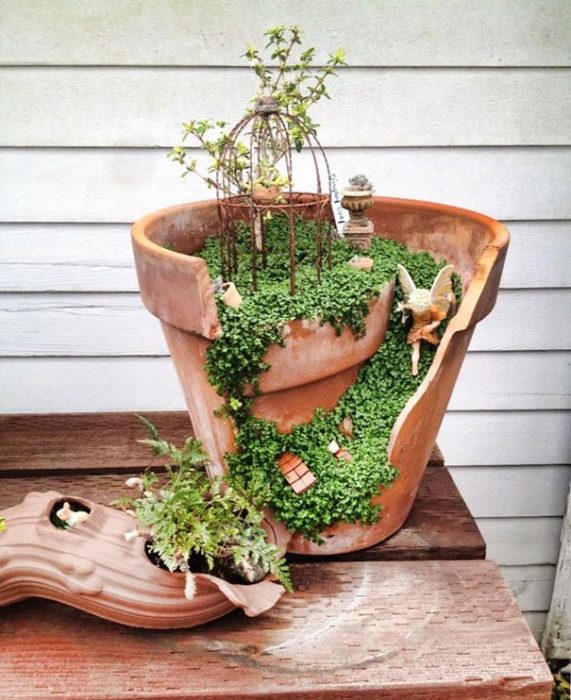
xmin=0 ymin=412 xmax=552 ymax=699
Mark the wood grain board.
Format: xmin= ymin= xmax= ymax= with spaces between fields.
xmin=0 ymin=411 xmax=553 ymax=697
xmin=0 ymin=561 xmax=552 ymax=699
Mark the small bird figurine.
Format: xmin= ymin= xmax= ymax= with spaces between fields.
xmin=397 ymin=264 xmax=456 ymax=376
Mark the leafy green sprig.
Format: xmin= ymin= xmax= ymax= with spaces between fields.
xmin=169 ymin=25 xmax=346 ymax=193
xmin=115 ymin=416 xmax=292 ymax=591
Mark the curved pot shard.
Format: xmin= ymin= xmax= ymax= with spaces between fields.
xmin=132 ymin=196 xmax=509 ymax=555
xmin=0 ymin=491 xmax=286 ymax=629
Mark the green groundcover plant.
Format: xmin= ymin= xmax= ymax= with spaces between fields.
xmin=199 ymin=217 xmax=461 ymax=540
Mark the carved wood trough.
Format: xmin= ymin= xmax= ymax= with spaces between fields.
xmin=132 ymin=196 xmax=509 ymax=556
xmin=0 ymin=491 xmax=285 ymax=629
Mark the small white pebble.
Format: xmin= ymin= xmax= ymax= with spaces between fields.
xmin=124 ymin=477 xmax=143 ymax=490
xmin=124 ymin=530 xmax=140 ymax=542
xmin=328 ymin=440 xmax=340 ymax=454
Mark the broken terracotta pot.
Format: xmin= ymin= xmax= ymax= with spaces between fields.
xmin=0 ymin=491 xmax=285 ymax=629
xmin=131 ymin=196 xmax=509 ymax=555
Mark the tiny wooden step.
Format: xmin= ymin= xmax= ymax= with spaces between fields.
xmin=0 ymin=560 xmax=552 ymax=699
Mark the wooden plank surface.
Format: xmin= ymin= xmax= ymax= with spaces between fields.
xmin=0 ymin=467 xmax=484 ymax=563
xmin=0 ymin=411 xmax=193 ymax=473
xmin=0 ymin=560 xmax=552 ymax=699
xmin=1 ymin=290 xmax=568 ymax=355
xmin=1 ymin=0 xmax=569 ymax=67
xmin=3 ymin=67 xmax=571 ymax=147
xmin=0 ymin=411 xmax=489 ymax=564
xmin=3 ymin=220 xmax=570 ymax=292
xmin=1 ymin=148 xmax=570 ymax=222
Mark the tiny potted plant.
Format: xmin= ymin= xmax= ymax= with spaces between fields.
xmin=169 ymin=26 xmax=346 ymax=202
xmin=114 ymin=416 xmax=292 ymax=596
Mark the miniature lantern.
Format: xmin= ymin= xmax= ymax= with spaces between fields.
xmin=216 ymin=93 xmax=334 ymax=294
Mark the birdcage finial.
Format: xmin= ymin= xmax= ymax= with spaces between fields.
xmin=253 ymin=92 xmax=280 ymax=115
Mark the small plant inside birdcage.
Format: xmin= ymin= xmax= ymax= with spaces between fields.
xmin=169 ymin=25 xmax=347 ymax=294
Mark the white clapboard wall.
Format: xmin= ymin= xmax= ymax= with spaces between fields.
xmin=1 ymin=0 xmax=570 ymax=641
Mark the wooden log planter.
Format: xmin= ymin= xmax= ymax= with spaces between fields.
xmin=0 ymin=491 xmax=285 ymax=629
xmin=131 ymin=196 xmax=508 ymax=557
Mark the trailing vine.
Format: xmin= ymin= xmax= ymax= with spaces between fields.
xmin=198 ymin=217 xmax=461 ymax=540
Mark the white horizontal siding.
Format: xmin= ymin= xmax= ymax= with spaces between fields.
xmin=0 ymin=290 xmax=567 ymax=355
xmin=2 ymin=221 xmax=570 ymax=292
xmin=440 ymin=412 xmax=571 ymax=467
xmin=2 ymin=148 xmax=570 ymax=222
xmin=1 ymin=0 xmax=569 ymax=67
xmin=1 ymin=352 xmax=569 ymax=413
xmin=451 ymin=467 xmax=571 ymax=517
xmin=3 ymin=67 xmax=571 ymax=147
xmin=479 ymin=517 xmax=563 ymax=565
xmin=525 ymin=612 xmax=548 ymax=642
xmin=503 ymin=566 xmax=556 ymax=611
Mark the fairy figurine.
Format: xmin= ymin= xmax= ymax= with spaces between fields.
xmin=397 ymin=264 xmax=456 ymax=376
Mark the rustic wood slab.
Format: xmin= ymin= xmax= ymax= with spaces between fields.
xmin=0 ymin=466 xmax=484 ymax=562
xmin=0 ymin=410 xmax=442 ymax=473
xmin=0 ymin=560 xmax=552 ymax=699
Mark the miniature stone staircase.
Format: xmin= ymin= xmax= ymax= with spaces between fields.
xmin=0 ymin=412 xmax=553 ymax=699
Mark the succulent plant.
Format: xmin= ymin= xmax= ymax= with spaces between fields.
xmin=348 ymin=174 xmax=373 ymax=191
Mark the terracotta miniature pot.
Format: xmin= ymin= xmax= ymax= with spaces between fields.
xmin=131 ymin=196 xmax=508 ymax=555
xmin=220 ymin=281 xmax=242 ymax=309
xmin=252 ymin=185 xmax=281 ymax=204
xmin=0 ymin=491 xmax=285 ymax=628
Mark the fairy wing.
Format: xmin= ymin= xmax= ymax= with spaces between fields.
xmin=430 ymin=265 xmax=455 ymax=315
xmin=397 ymin=264 xmax=417 ymax=301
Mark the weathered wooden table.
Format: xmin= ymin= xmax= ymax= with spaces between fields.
xmin=0 ymin=413 xmax=553 ymax=699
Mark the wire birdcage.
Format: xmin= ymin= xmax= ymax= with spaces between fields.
xmin=216 ymin=94 xmax=333 ymax=295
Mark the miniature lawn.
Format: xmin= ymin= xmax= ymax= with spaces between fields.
xmin=198 ymin=216 xmax=460 ymax=541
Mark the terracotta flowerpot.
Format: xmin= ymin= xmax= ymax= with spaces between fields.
xmin=0 ymin=491 xmax=285 ymax=628
xmin=131 ymin=196 xmax=508 ymax=555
